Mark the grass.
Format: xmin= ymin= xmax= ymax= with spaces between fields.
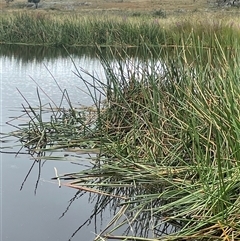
xmin=0 ymin=11 xmax=240 ymax=47
xmin=87 ymin=41 xmax=240 ymax=240
xmin=0 ymin=0 xmax=210 ymax=13
xmin=3 ymin=11 xmax=240 ymax=241
xmin=6 ymin=32 xmax=240 ymax=240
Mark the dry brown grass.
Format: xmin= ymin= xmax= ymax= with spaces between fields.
xmin=1 ymin=0 xmax=213 ymax=15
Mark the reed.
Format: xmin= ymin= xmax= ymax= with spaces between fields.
xmin=1 ymin=11 xmax=240 ymax=47
xmin=6 ymin=26 xmax=240 ymax=240
xmin=75 ymin=39 xmax=240 ymax=240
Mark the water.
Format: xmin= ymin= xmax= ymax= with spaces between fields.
xmin=0 ymin=47 xmax=108 ymax=241
xmin=0 ymin=46 xmax=178 ymax=241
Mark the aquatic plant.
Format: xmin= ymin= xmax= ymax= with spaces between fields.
xmin=0 ymin=12 xmax=240 ymax=47
xmin=6 ymin=34 xmax=240 ymax=240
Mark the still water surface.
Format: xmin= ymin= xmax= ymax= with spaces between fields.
xmin=0 ymin=48 xmax=110 ymax=241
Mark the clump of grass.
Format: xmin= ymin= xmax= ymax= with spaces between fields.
xmin=153 ymin=9 xmax=167 ymax=18
xmin=6 ymin=77 xmax=104 ymax=155
xmin=61 ymin=39 xmax=240 ymax=240
xmin=6 ymin=33 xmax=240 ymax=240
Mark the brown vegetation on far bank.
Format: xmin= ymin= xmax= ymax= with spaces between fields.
xmin=1 ymin=0 xmax=215 ymax=15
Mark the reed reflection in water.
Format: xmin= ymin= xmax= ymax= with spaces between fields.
xmin=0 ymin=46 xmax=107 ymax=241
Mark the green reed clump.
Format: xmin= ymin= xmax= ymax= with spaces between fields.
xmin=1 ymin=12 xmax=240 ymax=47
xmin=171 ymin=18 xmax=240 ymax=48
xmin=57 ymin=38 xmax=240 ymax=240
xmin=6 ymin=30 xmax=240 ymax=240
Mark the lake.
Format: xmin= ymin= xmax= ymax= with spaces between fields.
xmin=0 ymin=46 xmax=112 ymax=241
xmin=1 ymin=45 xmax=178 ymax=241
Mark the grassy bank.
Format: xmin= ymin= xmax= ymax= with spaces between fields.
xmin=7 ymin=31 xmax=240 ymax=240
xmin=1 ymin=0 xmax=209 ymax=12
xmin=1 ymin=11 xmax=240 ymax=47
